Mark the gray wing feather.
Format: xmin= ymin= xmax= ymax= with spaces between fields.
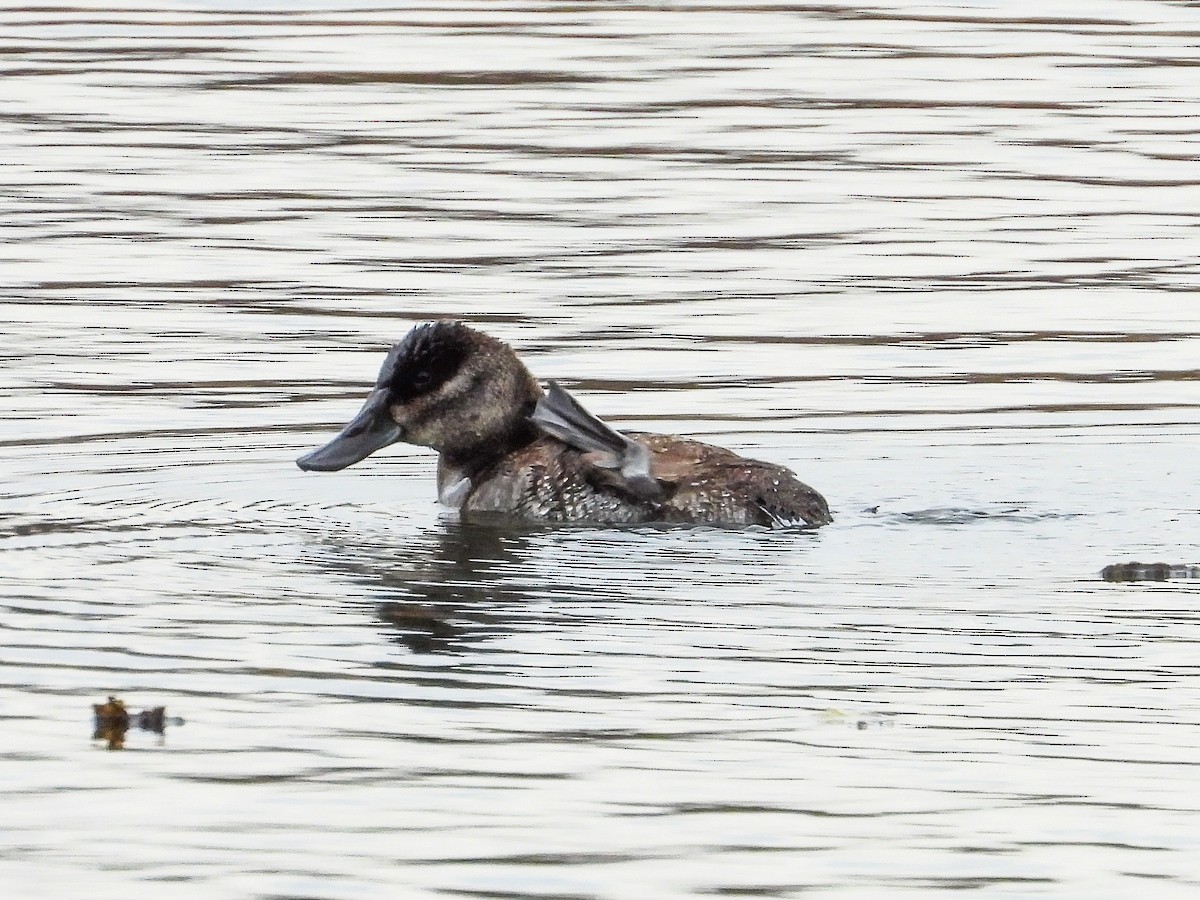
xmin=532 ymin=381 xmax=663 ymax=500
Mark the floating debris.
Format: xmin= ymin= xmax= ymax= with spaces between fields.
xmin=92 ymin=696 xmax=129 ymax=732
xmin=1101 ymin=562 xmax=1200 ymax=582
xmin=92 ymin=696 xmax=181 ymax=750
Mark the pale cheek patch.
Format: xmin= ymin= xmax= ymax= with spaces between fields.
xmin=390 ymin=399 xmax=437 ymax=447
xmin=443 ymin=368 xmax=509 ymax=437
xmin=389 ymin=366 xmax=487 ymax=449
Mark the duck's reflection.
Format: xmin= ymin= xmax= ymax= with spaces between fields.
xmin=307 ymin=515 xmax=818 ymax=654
xmin=311 ymin=517 xmax=549 ymax=653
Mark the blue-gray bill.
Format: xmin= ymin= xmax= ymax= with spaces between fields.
xmin=296 ymin=389 xmax=403 ymax=472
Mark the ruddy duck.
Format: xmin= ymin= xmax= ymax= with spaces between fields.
xmin=296 ymin=322 xmax=831 ymax=527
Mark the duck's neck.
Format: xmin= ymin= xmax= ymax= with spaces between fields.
xmin=436 ymin=410 xmax=540 ymax=505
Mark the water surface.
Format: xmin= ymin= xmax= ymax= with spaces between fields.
xmin=3 ymin=1 xmax=1200 ymax=897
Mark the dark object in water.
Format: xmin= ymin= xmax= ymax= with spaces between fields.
xmin=92 ymin=696 xmax=177 ymax=750
xmin=1101 ymin=562 xmax=1200 ymax=582
xmin=377 ymin=603 xmax=457 ymax=655
xmin=92 ymin=696 xmax=130 ymax=731
xmin=377 ymin=603 xmax=454 ymax=637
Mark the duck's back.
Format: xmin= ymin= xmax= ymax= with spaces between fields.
xmin=636 ymin=433 xmax=831 ymax=527
xmin=462 ymin=433 xmax=830 ymax=527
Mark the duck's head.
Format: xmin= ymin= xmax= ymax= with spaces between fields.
xmin=296 ymin=321 xmax=543 ymax=472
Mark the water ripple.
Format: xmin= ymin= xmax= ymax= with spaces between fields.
xmin=4 ymin=1 xmax=1200 ymax=897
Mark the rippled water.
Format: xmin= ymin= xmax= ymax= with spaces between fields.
xmin=4 ymin=1 xmax=1200 ymax=897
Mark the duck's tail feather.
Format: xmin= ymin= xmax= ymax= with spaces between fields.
xmin=532 ymin=381 xmax=663 ymax=500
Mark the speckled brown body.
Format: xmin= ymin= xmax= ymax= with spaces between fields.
xmin=464 ymin=433 xmax=831 ymax=527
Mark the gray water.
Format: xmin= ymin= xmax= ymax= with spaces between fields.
xmin=4 ymin=1 xmax=1200 ymax=897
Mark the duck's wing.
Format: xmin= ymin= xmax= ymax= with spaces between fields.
xmin=532 ymin=381 xmax=663 ymax=500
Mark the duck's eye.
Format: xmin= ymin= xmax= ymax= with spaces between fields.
xmin=412 ymin=369 xmax=432 ymax=390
